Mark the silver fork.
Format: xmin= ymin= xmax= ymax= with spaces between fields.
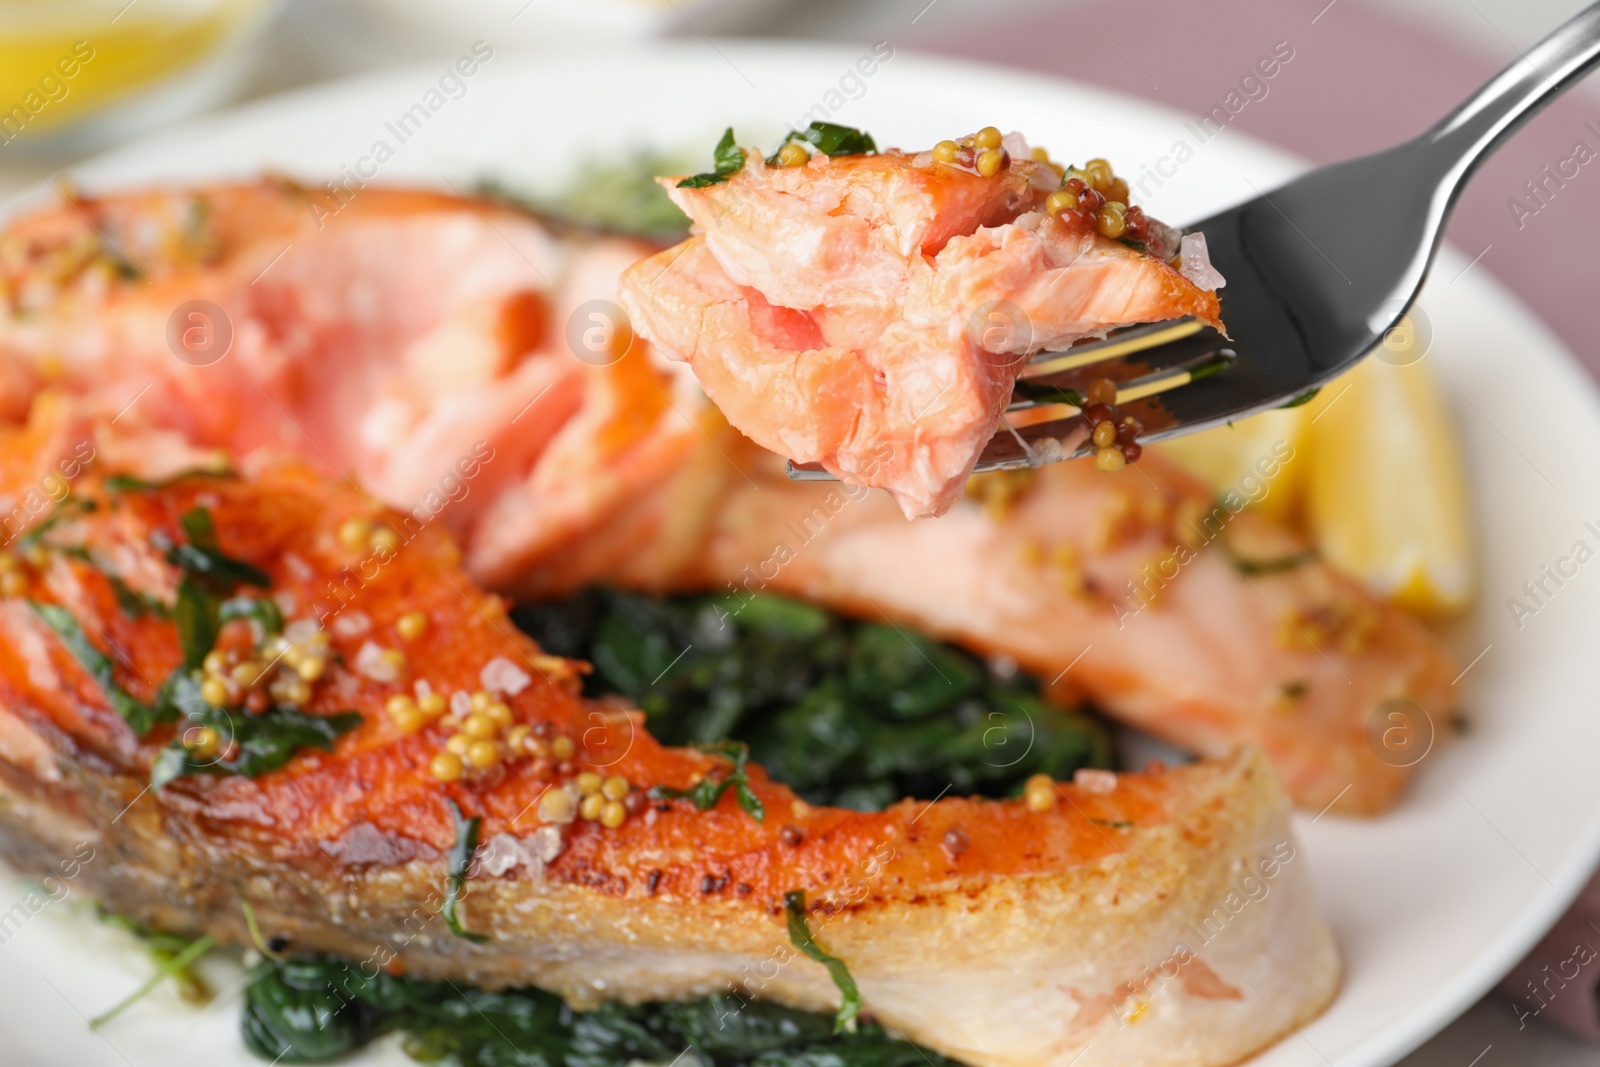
xmin=790 ymin=1 xmax=1600 ymax=480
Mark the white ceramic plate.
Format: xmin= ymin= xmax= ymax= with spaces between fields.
xmin=4 ymin=41 xmax=1600 ymax=1067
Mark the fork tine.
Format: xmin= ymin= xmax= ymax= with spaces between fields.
xmin=786 ymin=324 xmax=1237 ymax=481
xmin=1019 ymin=317 xmax=1207 ymax=375
xmin=1012 ymin=329 xmax=1234 ymax=410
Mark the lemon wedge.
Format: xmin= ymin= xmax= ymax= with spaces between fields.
xmin=1151 ymin=406 xmax=1310 ymax=523
xmin=1304 ymin=352 xmax=1474 ymax=616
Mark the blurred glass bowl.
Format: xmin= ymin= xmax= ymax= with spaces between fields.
xmin=0 ymin=0 xmax=269 ymax=158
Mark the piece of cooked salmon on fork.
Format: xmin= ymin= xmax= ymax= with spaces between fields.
xmin=619 ymin=127 xmax=1223 ymax=519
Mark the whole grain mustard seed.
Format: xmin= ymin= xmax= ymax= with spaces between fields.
xmin=430 ymin=750 xmax=463 ymax=782
xmin=337 ymin=517 xmax=370 ymax=551
xmin=369 ymin=525 xmax=400 ymax=555
xmin=540 ymin=788 xmax=576 ymax=824
xmin=775 ymin=141 xmax=809 ymax=168
xmin=396 ymin=611 xmax=427 ymax=640
xmin=1024 ymin=773 xmax=1056 ymax=811
xmin=465 ymin=739 xmax=501 ymax=769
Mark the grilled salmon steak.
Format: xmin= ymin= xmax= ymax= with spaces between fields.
xmin=618 ymin=131 xmax=1223 ymax=518
xmin=0 ymin=405 xmax=1336 ymax=1067
xmin=0 ymin=180 xmax=1454 ymax=815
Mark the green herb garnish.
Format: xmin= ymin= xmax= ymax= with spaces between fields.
xmin=1010 ymin=381 xmax=1087 ymax=408
xmin=777 ymin=121 xmax=878 ymax=158
xmin=1226 ymin=545 xmax=1318 ymax=576
xmin=1280 ymin=387 xmax=1321 ymax=408
xmin=164 ymin=507 xmax=271 ymax=593
xmin=678 ymin=127 xmax=747 ymax=188
xmin=107 ymin=575 xmax=171 ymax=620
xmin=29 ymin=601 xmax=165 ymax=734
xmin=149 ymin=699 xmax=361 ymax=788
xmin=90 ymin=930 xmax=216 ymax=1028
xmin=785 ymin=890 xmax=861 ymax=1034
xmin=219 ymin=594 xmax=284 ymax=643
xmin=103 ymin=467 xmax=235 ymax=492
xmin=441 ymin=799 xmax=488 ymax=943
xmin=15 ymin=495 xmax=95 ymax=552
xmin=652 ymin=739 xmax=765 ymax=822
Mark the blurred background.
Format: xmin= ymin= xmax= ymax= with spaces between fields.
xmin=0 ymin=0 xmax=1595 ymax=1063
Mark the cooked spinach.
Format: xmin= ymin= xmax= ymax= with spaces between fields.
xmin=481 ymin=154 xmax=692 ymax=243
xmin=512 ymin=588 xmax=1113 ymax=811
xmin=678 ymin=128 xmax=747 ymax=188
xmin=242 ymin=956 xmax=944 ymax=1067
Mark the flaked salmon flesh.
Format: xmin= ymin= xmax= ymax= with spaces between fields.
xmin=619 ymin=140 xmax=1223 ymax=517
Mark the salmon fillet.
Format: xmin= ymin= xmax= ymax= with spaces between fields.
xmin=0 ymin=410 xmax=1338 ymax=1067
xmin=618 ymin=138 xmax=1223 ymax=517
xmin=0 ymin=181 xmax=1455 ymax=814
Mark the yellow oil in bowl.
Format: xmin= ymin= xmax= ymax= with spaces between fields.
xmin=0 ymin=0 xmax=261 ymax=144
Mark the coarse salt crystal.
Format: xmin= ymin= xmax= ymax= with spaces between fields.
xmin=332 ymin=611 xmax=371 ymax=638
xmin=479 ymin=833 xmax=525 ymax=877
xmin=1074 ymin=768 xmax=1118 ymax=794
xmin=481 ymin=656 xmax=532 ymax=696
xmin=1179 ymin=232 xmax=1227 ymax=291
xmin=354 ymin=641 xmax=400 ymax=683
xmin=528 ymin=825 xmax=565 ymax=864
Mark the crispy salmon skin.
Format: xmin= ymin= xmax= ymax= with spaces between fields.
xmin=0 ymin=418 xmax=1336 ymax=1067
xmin=620 ymin=134 xmax=1223 ymax=517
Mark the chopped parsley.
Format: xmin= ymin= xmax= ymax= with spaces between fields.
xmin=677 ymin=127 xmax=747 ymax=188
xmin=29 ymin=601 xmax=164 ymax=734
xmin=1226 ymin=545 xmax=1318 ymax=576
xmin=651 ymin=739 xmax=765 ymax=822
xmin=775 ymin=121 xmax=878 ymax=159
xmin=785 ymin=890 xmax=862 ymax=1034
xmin=441 ymin=800 xmax=488 ymax=943
xmin=30 ymin=499 xmax=359 ymax=787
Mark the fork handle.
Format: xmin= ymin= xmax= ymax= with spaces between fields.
xmin=1423 ymin=1 xmax=1600 ymax=187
